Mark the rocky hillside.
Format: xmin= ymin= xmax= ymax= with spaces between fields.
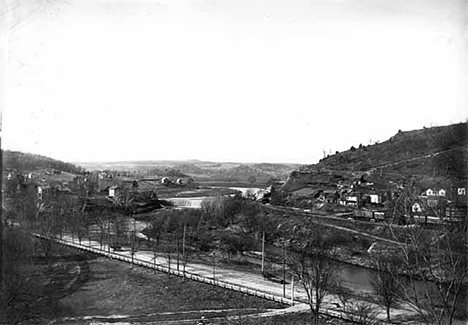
xmin=284 ymin=122 xmax=467 ymax=192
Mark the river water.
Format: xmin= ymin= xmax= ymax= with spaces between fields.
xmin=262 ymin=243 xmax=376 ymax=293
xmin=155 ymin=191 xmax=381 ymax=293
xmin=145 ymin=190 xmax=444 ymax=297
xmin=127 ymin=218 xmax=379 ymax=294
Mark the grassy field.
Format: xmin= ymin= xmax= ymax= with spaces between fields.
xmin=56 ymin=252 xmax=286 ymax=324
xmin=55 ymin=253 xmax=357 ymax=325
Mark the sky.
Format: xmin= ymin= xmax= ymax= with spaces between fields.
xmin=1 ymin=0 xmax=467 ymax=164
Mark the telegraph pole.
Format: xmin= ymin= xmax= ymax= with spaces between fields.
xmin=290 ymin=275 xmax=295 ymax=305
xmin=182 ymin=223 xmax=186 ymax=258
xmin=282 ymin=241 xmax=286 ymax=297
xmin=261 ymin=230 xmax=265 ymax=273
xmin=212 ymin=252 xmax=216 ymax=280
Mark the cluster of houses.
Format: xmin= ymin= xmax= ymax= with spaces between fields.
xmin=292 ymin=174 xmax=467 ymax=224
xmin=90 ymin=175 xmax=196 ymax=199
xmin=309 ymin=179 xmax=387 ymax=208
xmin=411 ymin=187 xmax=467 ymax=222
xmin=337 ymin=182 xmax=468 ymax=223
xmin=4 ymin=170 xmax=72 ymax=200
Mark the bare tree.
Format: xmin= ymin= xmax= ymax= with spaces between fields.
xmin=393 ymin=226 xmax=467 ymax=325
xmin=335 ymin=284 xmax=380 ymax=325
xmin=386 ymin=185 xmax=467 ymax=325
xmin=286 ymin=234 xmax=342 ymax=325
xmin=68 ymin=201 xmax=90 ymax=245
xmin=1 ymin=226 xmax=42 ymax=325
xmin=348 ymin=302 xmax=380 ymax=325
xmin=91 ymin=211 xmax=108 ymax=249
xmin=370 ymin=253 xmax=402 ymax=322
xmin=162 ymin=232 xmax=176 ymax=277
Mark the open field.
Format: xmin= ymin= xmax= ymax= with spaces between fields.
xmin=55 ymin=250 xmax=286 ymax=324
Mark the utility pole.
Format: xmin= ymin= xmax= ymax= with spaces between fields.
xmin=182 ymin=222 xmax=186 ymax=259
xmin=107 ymin=221 xmax=111 ymax=252
xmin=176 ymin=236 xmax=180 ymax=271
xmin=290 ymin=275 xmax=295 ymax=306
xmin=212 ymin=252 xmax=216 ymax=280
xmin=282 ymin=241 xmax=286 ymax=298
xmin=261 ymin=230 xmax=265 ymax=273
xmin=133 ymin=216 xmax=136 ymax=249
xmin=182 ymin=222 xmax=187 ymax=279
xmin=153 ymin=243 xmax=157 ymax=273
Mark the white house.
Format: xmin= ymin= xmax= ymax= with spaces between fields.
xmin=109 ymin=186 xmax=119 ymax=198
xmin=438 ymin=189 xmax=446 ymax=197
xmin=412 ymin=202 xmax=423 ymax=213
xmin=425 ymin=189 xmax=435 ymax=196
xmin=458 ymin=188 xmax=466 ymax=195
xmin=369 ymin=194 xmax=381 ymax=204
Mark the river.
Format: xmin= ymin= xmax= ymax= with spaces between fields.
xmin=262 ymin=243 xmax=376 ymax=294
xmin=149 ymin=189 xmax=387 ymax=293
xmin=126 ymin=216 xmax=390 ymax=295
xmin=139 ymin=190 xmax=448 ymax=298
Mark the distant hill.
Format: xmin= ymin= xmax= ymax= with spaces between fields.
xmin=76 ymin=159 xmax=299 ymax=183
xmin=284 ymin=122 xmax=468 ymax=192
xmin=2 ymin=150 xmax=85 ymax=174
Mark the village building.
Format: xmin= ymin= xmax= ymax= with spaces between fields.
xmin=369 ymin=194 xmax=381 ymax=204
xmin=424 ymin=188 xmax=435 ymax=196
xmin=37 ymin=185 xmax=43 ymax=200
xmin=319 ymin=190 xmax=339 ymax=204
xmin=422 ymin=188 xmax=446 ymax=197
xmin=412 ymin=202 xmax=423 ymax=213
xmin=340 ymin=192 xmax=361 ymax=206
xmin=108 ymin=185 xmax=120 ymax=198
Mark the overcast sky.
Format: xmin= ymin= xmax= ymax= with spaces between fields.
xmin=1 ymin=0 xmax=467 ymax=164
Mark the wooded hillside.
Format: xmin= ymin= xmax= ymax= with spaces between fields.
xmin=2 ymin=150 xmax=85 ymax=174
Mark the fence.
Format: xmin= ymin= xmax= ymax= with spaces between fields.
xmin=35 ymin=234 xmax=292 ymax=306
